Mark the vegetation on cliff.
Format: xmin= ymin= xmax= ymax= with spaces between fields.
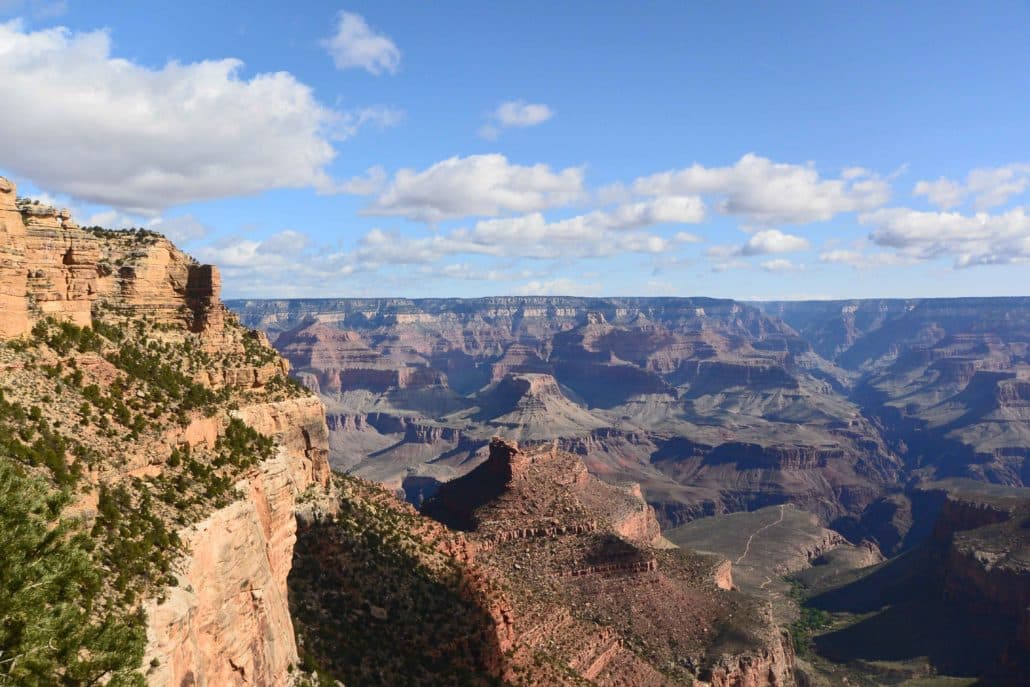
xmin=290 ymin=473 xmax=507 ymax=687
xmin=0 ymin=461 xmax=146 ymax=686
xmin=0 ymin=296 xmax=306 ymax=685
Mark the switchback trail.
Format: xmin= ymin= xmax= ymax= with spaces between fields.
xmin=736 ymin=504 xmax=788 ymax=565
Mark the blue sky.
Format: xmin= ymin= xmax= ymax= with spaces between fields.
xmin=0 ymin=1 xmax=1027 ymax=299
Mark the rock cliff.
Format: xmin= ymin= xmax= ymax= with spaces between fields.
xmin=423 ymin=439 xmax=797 ymax=686
xmin=144 ymin=398 xmax=331 ymax=687
xmin=0 ymin=179 xmax=330 ymax=685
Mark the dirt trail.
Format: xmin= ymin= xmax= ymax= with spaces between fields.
xmin=735 ymin=504 xmax=788 ymax=565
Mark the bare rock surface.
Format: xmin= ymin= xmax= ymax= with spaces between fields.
xmin=0 ymin=188 xmax=330 ymax=685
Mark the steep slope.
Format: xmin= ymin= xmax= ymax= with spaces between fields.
xmin=290 ymin=439 xmax=796 ymax=686
xmin=795 ymin=480 xmax=1030 ymax=685
xmin=758 ymin=298 xmax=1030 ymax=486
xmin=0 ymin=177 xmax=330 ymax=686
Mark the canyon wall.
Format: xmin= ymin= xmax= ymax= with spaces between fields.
xmin=144 ymin=396 xmax=331 ymax=686
xmin=0 ymin=178 xmax=332 ymax=686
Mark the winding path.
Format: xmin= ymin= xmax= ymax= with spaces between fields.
xmin=735 ymin=504 xmax=788 ymax=565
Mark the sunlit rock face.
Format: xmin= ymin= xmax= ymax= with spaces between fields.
xmin=0 ymin=185 xmax=332 ymax=686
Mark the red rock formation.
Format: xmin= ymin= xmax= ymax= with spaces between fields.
xmin=422 ymin=439 xmax=797 ymax=686
xmin=0 ymin=189 xmax=333 ymax=686
xmin=0 ymin=175 xmax=231 ymax=341
xmin=0 ymin=177 xmax=29 ymax=337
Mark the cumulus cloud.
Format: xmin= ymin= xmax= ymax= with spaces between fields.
xmin=363 ymin=154 xmax=586 ymax=222
xmin=354 ymin=202 xmax=688 ymax=265
xmin=322 ymin=10 xmax=401 ymax=75
xmin=193 ymin=232 xmax=359 ymax=297
xmin=861 ymin=206 xmax=1030 ymax=267
xmin=0 ymin=21 xmax=395 ymax=213
xmin=148 ymin=215 xmax=211 ymax=245
xmin=706 ymin=229 xmax=810 ymax=266
xmin=335 ymin=165 xmax=388 ymax=195
xmin=739 ymin=229 xmax=810 ymax=255
xmin=632 ymin=154 xmax=890 ymax=224
xmin=912 ymin=178 xmax=965 ymax=209
xmin=478 ymin=100 xmax=554 ymax=139
xmin=913 ymin=164 xmax=1030 ymax=210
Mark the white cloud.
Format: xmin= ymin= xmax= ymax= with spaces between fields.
xmin=148 ymin=215 xmax=211 ymax=244
xmin=477 ymin=100 xmax=554 ymax=140
xmin=706 ymin=229 xmax=810 ymax=266
xmin=82 ymin=209 xmax=137 ymax=229
xmin=818 ymin=249 xmax=909 ymax=270
xmin=913 ymin=164 xmax=1030 ymax=210
xmin=739 ymin=229 xmax=810 ymax=255
xmin=322 ymin=11 xmax=400 ymax=75
xmin=192 ymin=232 xmax=359 ymax=297
xmin=913 ymin=177 xmax=964 ymax=209
xmin=861 ymin=206 xmax=1030 ymax=267
xmin=420 ymin=263 xmax=548 ymax=282
xmin=632 ymin=154 xmax=890 ymax=224
xmin=495 ymin=101 xmax=553 ymax=127
xmin=364 ymin=154 xmax=586 ymax=222
xmin=354 ymin=205 xmax=680 ymax=264
xmin=515 ymin=278 xmax=600 ymax=296
xmin=0 ymin=21 xmax=395 ymax=214
xmin=336 ymin=165 xmax=388 ymax=195
xmin=341 ymin=194 xmax=702 ymax=268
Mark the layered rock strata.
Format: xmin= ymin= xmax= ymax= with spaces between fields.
xmin=0 ymin=185 xmax=331 ymax=686
xmin=421 ymin=439 xmax=797 ymax=686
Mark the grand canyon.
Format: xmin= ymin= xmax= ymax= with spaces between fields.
xmin=2 ymin=4 xmax=1028 ymax=686
xmin=227 ymin=294 xmax=1030 ymax=684
xmin=2 ymin=175 xmax=1028 ymax=686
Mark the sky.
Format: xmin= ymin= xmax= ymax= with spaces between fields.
xmin=0 ymin=1 xmax=1028 ymax=300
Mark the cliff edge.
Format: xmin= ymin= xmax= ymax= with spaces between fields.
xmin=0 ymin=177 xmax=330 ymax=686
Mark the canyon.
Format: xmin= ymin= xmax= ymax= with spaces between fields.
xmin=290 ymin=439 xmax=798 ymax=686
xmin=231 ymin=295 xmax=1029 ymax=536
xmin=230 ymin=295 xmax=1030 ymax=684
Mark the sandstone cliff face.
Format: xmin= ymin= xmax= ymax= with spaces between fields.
xmin=0 ymin=175 xmax=228 ymax=341
xmin=142 ymin=346 xmax=332 ymax=686
xmin=0 ymin=184 xmax=331 ymax=686
xmin=0 ymin=177 xmax=30 ymax=336
xmin=143 ymin=449 xmax=322 ymax=687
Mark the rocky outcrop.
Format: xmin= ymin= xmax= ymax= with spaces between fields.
xmin=700 ymin=627 xmax=795 ymax=687
xmin=422 ymin=440 xmax=797 ymax=686
xmin=0 ymin=176 xmax=230 ymax=342
xmin=144 ymin=370 xmax=331 ymax=687
xmin=0 ymin=186 xmax=333 ymax=685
